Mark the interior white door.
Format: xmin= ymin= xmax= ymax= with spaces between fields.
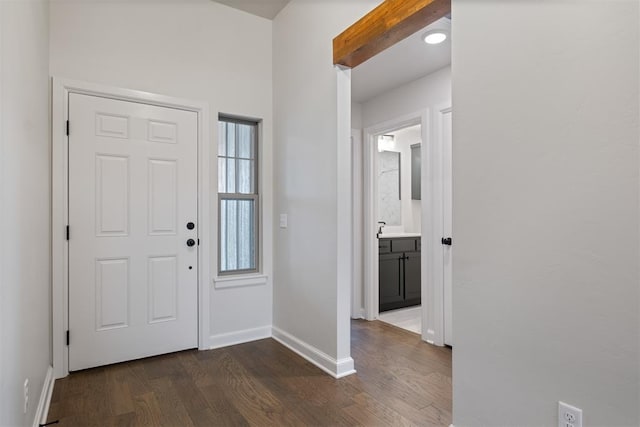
xmin=68 ymin=93 xmax=198 ymax=371
xmin=442 ymin=109 xmax=453 ymax=346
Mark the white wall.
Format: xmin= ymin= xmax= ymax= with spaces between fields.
xmin=352 ymin=102 xmax=363 ymax=130
xmin=0 ymin=0 xmax=51 ymax=424
xmin=50 ymin=0 xmax=274 ymax=349
xmin=272 ymin=0 xmax=380 ymax=369
xmin=361 ymin=66 xmax=451 ymax=129
xmin=453 ymin=1 xmax=639 ymax=425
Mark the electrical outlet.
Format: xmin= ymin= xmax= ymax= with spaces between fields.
xmin=279 ymin=214 xmax=288 ymax=229
xmin=23 ymin=379 xmax=29 ymax=414
xmin=559 ymin=401 xmax=582 ymax=427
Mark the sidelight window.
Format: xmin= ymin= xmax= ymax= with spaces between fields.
xmin=218 ymin=116 xmax=259 ymax=275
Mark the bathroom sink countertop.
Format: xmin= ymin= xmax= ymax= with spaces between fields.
xmin=378 ymin=232 xmax=421 ymax=239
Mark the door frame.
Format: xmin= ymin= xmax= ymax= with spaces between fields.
xmin=52 ymin=78 xmax=210 ymax=378
xmin=357 ymin=106 xmax=451 ymax=346
xmin=351 ymin=129 xmax=365 ymax=319
xmin=362 ymin=112 xmax=424 ymax=323
xmin=439 ymin=104 xmax=453 ymax=346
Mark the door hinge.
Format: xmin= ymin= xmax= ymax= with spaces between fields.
xmin=66 ymin=225 xmax=70 ymax=241
xmin=66 ymin=330 xmax=70 ymax=346
xmin=66 ymin=120 xmax=70 ymax=136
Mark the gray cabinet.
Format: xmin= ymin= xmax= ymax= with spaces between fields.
xmin=379 ymin=237 xmax=421 ymax=312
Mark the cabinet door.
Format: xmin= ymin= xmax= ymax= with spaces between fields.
xmin=404 ymin=251 xmax=421 ymax=303
xmin=379 ymin=253 xmax=403 ymax=311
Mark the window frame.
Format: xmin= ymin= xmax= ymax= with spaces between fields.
xmin=217 ymin=116 xmax=260 ymax=276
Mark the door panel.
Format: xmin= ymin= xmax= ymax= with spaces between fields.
xmin=379 ymin=252 xmax=403 ymax=311
xmin=404 ymin=252 xmax=421 ymax=303
xmin=68 ymin=93 xmax=198 ymax=371
xmin=95 ymin=258 xmax=129 ymax=330
xmin=148 ymin=159 xmax=178 ymax=235
xmin=95 ymin=155 xmax=129 ymax=236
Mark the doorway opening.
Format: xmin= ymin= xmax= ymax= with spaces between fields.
xmin=347 ymin=14 xmax=452 ymax=347
xmin=375 ymin=124 xmax=423 ymax=334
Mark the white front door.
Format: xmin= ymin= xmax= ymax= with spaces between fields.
xmin=68 ymin=93 xmax=198 ymax=371
xmin=442 ymin=108 xmax=453 ymax=346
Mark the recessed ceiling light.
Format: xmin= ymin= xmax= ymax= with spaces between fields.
xmin=423 ymin=30 xmax=447 ymax=45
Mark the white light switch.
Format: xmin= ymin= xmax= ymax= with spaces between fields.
xmin=279 ymin=214 xmax=288 ymax=229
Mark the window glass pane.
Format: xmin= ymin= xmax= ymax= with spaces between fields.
xmin=226 ymin=158 xmax=236 ymax=193
xmin=218 ymin=121 xmax=226 ymax=157
xmin=220 ymin=199 xmax=227 ymax=271
xmin=237 ymin=200 xmax=255 ymax=270
xmin=220 ymin=198 xmax=256 ymax=273
xmin=237 ymin=124 xmax=254 ymax=159
xmin=218 ymin=158 xmax=227 ymax=193
xmin=223 ymin=199 xmax=238 ymax=271
xmin=226 ymin=122 xmax=236 ymax=157
xmin=237 ymin=159 xmax=255 ymax=194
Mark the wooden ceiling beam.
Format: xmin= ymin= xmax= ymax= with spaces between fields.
xmin=333 ymin=0 xmax=451 ymax=68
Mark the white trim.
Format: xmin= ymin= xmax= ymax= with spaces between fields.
xmin=351 ymin=128 xmax=364 ymax=319
xmin=441 ymin=104 xmax=453 ymax=347
xmin=422 ymin=104 xmax=444 ymax=347
xmin=213 ymin=274 xmax=268 ymax=289
xmin=52 ymin=77 xmax=210 ymax=378
xmin=425 ymin=328 xmax=437 ymax=345
xmin=33 ymin=366 xmax=55 ymax=427
xmin=208 ymin=325 xmax=271 ymax=349
xmin=272 ymin=326 xmax=356 ymax=379
xmin=427 ymin=103 xmax=452 ymax=347
xmin=336 ymin=66 xmax=353 ymax=364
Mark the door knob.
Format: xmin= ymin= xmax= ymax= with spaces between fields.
xmin=187 ymin=239 xmax=196 ymax=247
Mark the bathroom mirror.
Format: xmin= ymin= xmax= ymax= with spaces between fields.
xmin=378 ymin=150 xmax=401 ymax=226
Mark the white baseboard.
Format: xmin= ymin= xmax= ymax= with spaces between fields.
xmin=208 ymin=325 xmax=272 ymax=349
xmin=33 ymin=365 xmax=55 ymax=427
xmin=272 ymin=326 xmax=356 ymax=379
xmin=425 ymin=328 xmax=446 ymax=347
xmin=425 ymin=328 xmax=437 ymax=345
xmin=351 ymin=307 xmax=365 ymax=319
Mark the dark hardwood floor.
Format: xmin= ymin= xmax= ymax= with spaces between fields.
xmin=46 ymin=320 xmax=452 ymax=426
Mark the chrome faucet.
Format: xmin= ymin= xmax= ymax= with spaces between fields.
xmin=376 ymin=221 xmax=386 ymax=239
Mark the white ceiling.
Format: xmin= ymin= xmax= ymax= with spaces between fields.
xmin=210 ymin=2 xmax=449 ymax=103
xmin=213 ymin=0 xmax=290 ymax=20
xmin=352 ymin=17 xmax=451 ymax=103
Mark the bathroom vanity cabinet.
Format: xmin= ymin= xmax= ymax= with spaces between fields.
xmin=378 ymin=236 xmax=421 ymax=312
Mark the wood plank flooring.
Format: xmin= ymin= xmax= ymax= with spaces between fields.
xmin=46 ymin=320 xmax=452 ymax=426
